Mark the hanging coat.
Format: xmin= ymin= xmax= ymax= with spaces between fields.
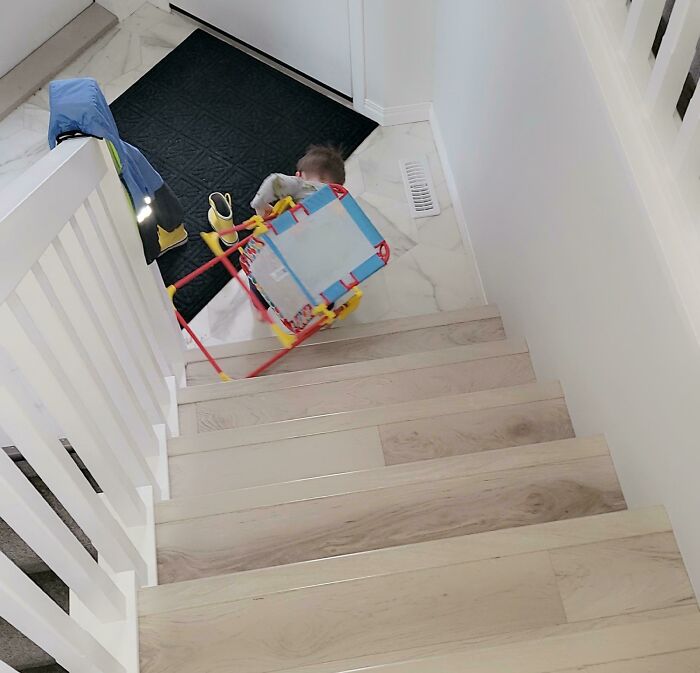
xmin=47 ymin=77 xmax=184 ymax=264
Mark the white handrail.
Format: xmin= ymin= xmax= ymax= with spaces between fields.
xmin=0 ymin=135 xmax=187 ymax=673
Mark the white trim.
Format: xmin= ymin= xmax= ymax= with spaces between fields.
xmin=71 ymin=568 xmax=140 ymax=673
xmin=362 ymin=99 xmax=432 ymax=126
xmin=569 ymin=1 xmax=700 ymax=355
xmin=429 ymin=104 xmax=487 ymax=304
xmin=348 ymin=0 xmax=366 ymax=113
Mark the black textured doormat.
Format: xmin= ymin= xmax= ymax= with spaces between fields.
xmin=111 ymin=29 xmax=377 ymax=322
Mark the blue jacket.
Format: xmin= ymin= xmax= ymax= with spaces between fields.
xmin=48 ymin=77 xmax=182 ymax=263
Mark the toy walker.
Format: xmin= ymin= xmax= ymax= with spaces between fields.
xmin=169 ymin=184 xmax=390 ymax=379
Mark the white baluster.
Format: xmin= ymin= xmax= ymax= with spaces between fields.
xmin=645 ymin=0 xmax=700 ymax=142
xmin=0 ymin=550 xmax=125 ymax=673
xmin=95 ymin=140 xmax=186 ymax=384
xmin=671 ymin=82 xmax=700 ymax=211
xmin=0 ymin=352 xmax=147 ymax=581
xmin=0 ymin=447 xmax=125 ymax=621
xmin=622 ymin=0 xmax=666 ymax=87
xmin=599 ymin=0 xmax=632 ymax=37
xmin=72 ymin=204 xmax=166 ymax=425
xmin=46 ymin=228 xmax=161 ymax=460
xmin=0 ymin=301 xmax=147 ymax=527
xmin=14 ymin=267 xmax=160 ymax=496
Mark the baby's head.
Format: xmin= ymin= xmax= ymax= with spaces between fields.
xmin=296 ymin=145 xmax=345 ymax=185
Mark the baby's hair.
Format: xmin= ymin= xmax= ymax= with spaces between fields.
xmin=297 ymin=145 xmax=346 ymax=185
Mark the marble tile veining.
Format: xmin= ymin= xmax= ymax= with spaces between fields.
xmin=1 ymin=1 xmax=485 ymax=351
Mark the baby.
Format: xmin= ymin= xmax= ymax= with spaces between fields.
xmin=248 ymin=144 xmax=346 ymax=315
xmin=250 ymin=144 xmax=346 ymax=216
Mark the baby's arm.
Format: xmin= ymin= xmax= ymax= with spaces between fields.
xmin=251 ymin=174 xmax=308 ymax=215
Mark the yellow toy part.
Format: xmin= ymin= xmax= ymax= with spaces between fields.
xmin=271 ymin=196 xmax=296 ymax=216
xmin=271 ymin=323 xmax=296 ymax=349
xmin=201 ymin=230 xmax=225 ymax=257
xmin=246 ymin=215 xmax=269 ymax=237
xmin=313 ymin=303 xmax=337 ymax=326
xmin=166 ymin=284 xmax=177 ymax=301
xmin=337 ymin=288 xmax=363 ymax=320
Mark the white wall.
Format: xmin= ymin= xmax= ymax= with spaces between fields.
xmin=359 ymin=0 xmax=436 ymax=124
xmin=0 ymin=0 xmax=91 ymax=77
xmin=432 ymin=0 xmax=700 ymax=590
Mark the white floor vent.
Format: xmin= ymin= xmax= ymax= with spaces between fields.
xmin=399 ymin=157 xmax=441 ymax=218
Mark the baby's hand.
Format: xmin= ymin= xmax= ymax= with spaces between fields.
xmin=256 ymin=204 xmax=274 ymax=217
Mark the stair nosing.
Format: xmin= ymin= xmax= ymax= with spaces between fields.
xmin=140 ymin=506 xmax=670 ymax=617
xmin=230 ymin=611 xmax=700 ymax=673
xmin=170 ymin=380 xmax=565 ymax=455
xmin=159 ymin=436 xmax=608 ymax=523
xmin=178 ymin=338 xmax=528 ymax=405
xmin=184 ymin=306 xmax=501 ymax=364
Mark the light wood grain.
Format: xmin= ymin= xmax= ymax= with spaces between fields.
xmin=156 ymin=454 xmax=625 ymax=583
xmin=141 ymin=552 xmax=565 ymax=673
xmin=381 ymin=398 xmax=574 ymax=464
xmin=192 ymin=354 xmax=535 ymax=433
xmin=168 ymin=427 xmax=385 ymax=499
xmin=170 ymin=381 xmax=567 ymax=454
xmin=278 ymin=613 xmax=700 ymax=673
xmin=184 ymin=306 xmax=502 ymax=366
xmin=140 ymin=507 xmax=672 ymax=617
xmin=551 ymin=532 xmax=695 ymax=622
xmin=554 ymin=648 xmax=700 ymax=672
xmin=168 ymin=381 xmax=565 ymax=455
xmin=180 ymin=339 xmax=526 ymax=404
xmin=160 ymin=437 xmax=608 ymax=519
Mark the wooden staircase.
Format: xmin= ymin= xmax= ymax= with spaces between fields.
xmin=139 ymin=306 xmax=700 ymax=672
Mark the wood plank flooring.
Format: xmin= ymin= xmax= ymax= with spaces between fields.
xmin=185 ymin=353 xmax=536 ymax=434
xmin=141 ymin=527 xmax=694 ymax=673
xmin=185 ymin=314 xmax=505 ymax=384
xmin=156 ymin=453 xmax=625 ymax=583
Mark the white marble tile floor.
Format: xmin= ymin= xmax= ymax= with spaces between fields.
xmin=0 ymin=1 xmax=485 ymax=348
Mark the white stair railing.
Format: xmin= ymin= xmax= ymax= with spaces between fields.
xmin=571 ymin=0 xmax=700 ymax=340
xmin=0 ymin=136 xmax=186 ymax=673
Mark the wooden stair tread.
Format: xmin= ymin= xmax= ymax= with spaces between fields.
xmin=170 ymin=381 xmax=569 ymax=456
xmin=159 ymin=436 xmax=610 ymax=522
xmin=180 ymin=338 xmax=527 ymax=405
xmin=185 ymin=306 xmax=503 ymax=385
xmin=266 ymin=612 xmax=700 ymax=673
xmin=169 ymin=395 xmax=575 ymax=496
xmin=141 ymin=507 xmax=673 ymax=616
xmin=140 ymin=508 xmax=696 ymax=673
xmin=155 ymin=444 xmax=625 ymax=583
xmin=180 ymin=344 xmax=535 ymax=435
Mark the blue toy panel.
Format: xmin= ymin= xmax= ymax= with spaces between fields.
xmin=257 ymin=186 xmax=387 ymax=308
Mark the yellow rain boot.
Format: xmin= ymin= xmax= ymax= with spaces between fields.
xmin=208 ymin=192 xmax=238 ymax=246
xmin=157 ymin=224 xmax=188 ymax=256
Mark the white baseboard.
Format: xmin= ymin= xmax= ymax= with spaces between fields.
xmin=0 ymin=4 xmax=116 ymax=121
xmin=360 ymin=99 xmax=432 ymax=126
xmin=429 ymin=104 xmax=488 ymax=303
